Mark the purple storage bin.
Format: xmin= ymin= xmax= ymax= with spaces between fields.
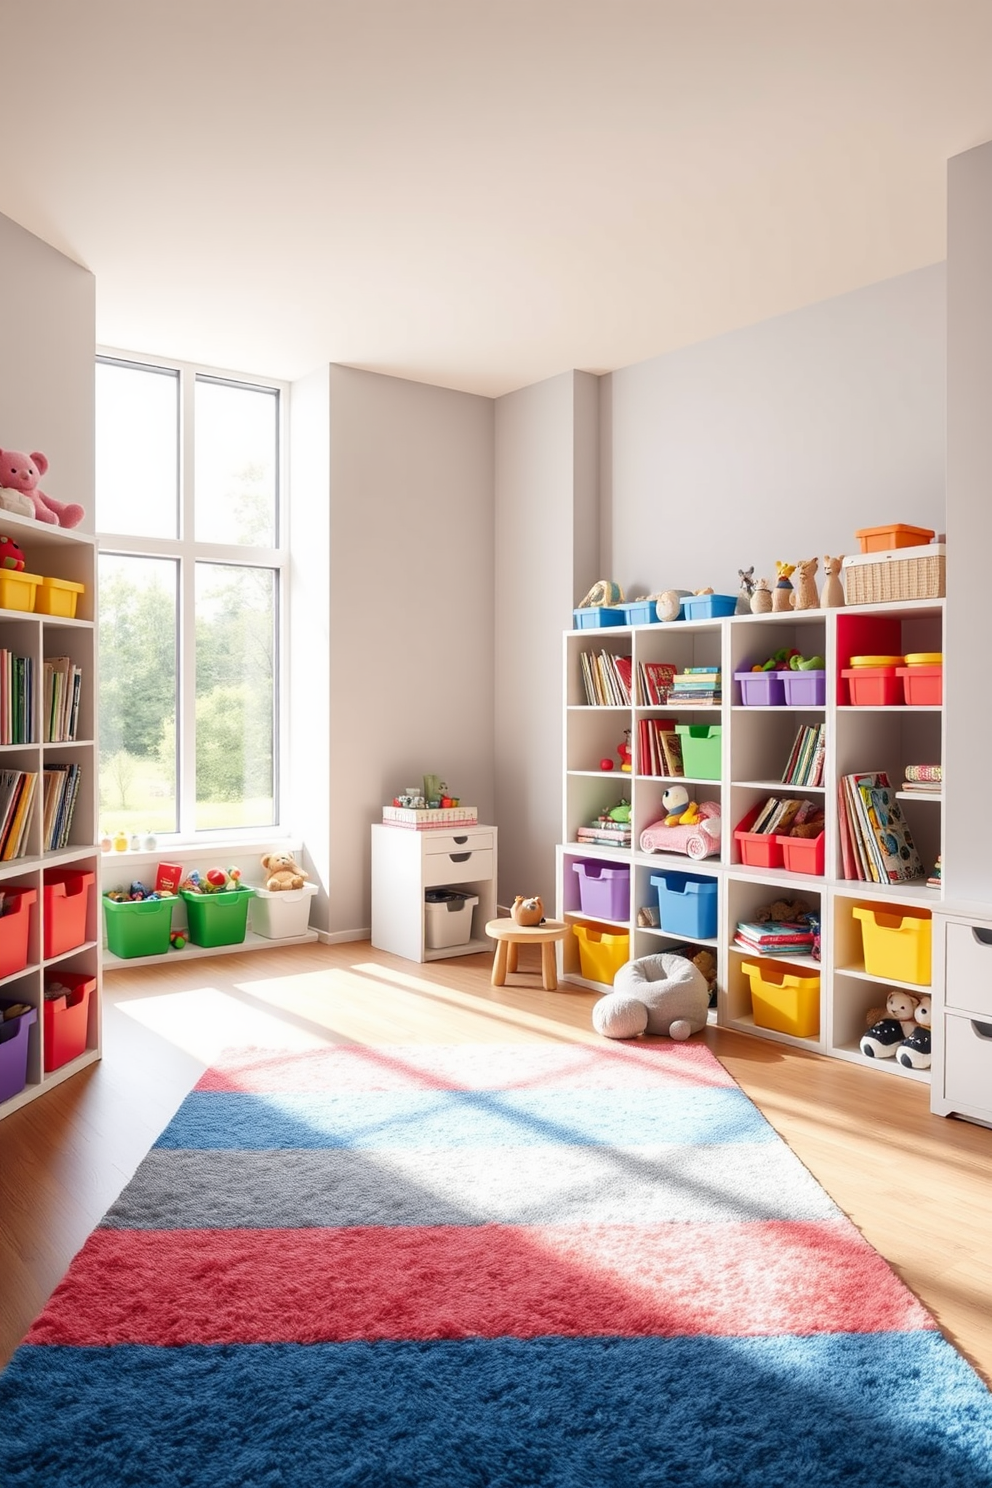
xmin=735 ymin=670 xmax=786 ymax=706
xmin=0 ymin=1000 xmax=36 ymax=1104
xmin=572 ymin=861 xmax=630 ymax=920
xmin=781 ymin=670 xmax=826 ymax=706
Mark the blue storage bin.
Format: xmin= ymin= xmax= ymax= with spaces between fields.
xmin=649 ymin=872 xmax=718 ymax=939
xmin=681 ymin=593 xmax=737 ymax=620
xmin=573 ymin=607 xmax=627 ymax=629
xmin=616 ymin=600 xmax=658 ymax=625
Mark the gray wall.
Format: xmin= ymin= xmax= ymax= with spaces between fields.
xmin=493 ymin=371 xmax=599 ymax=911
xmin=0 ymin=212 xmax=95 ymax=535
xmin=604 ymin=265 xmax=946 ymax=600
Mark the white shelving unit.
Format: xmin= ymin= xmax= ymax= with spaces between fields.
xmin=0 ymin=513 xmax=100 ymax=1122
xmin=557 ymin=598 xmax=944 ymax=1087
xmin=371 ymin=822 xmax=497 ymax=962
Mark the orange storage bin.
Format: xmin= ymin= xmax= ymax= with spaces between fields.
xmin=896 ymin=665 xmax=942 ymax=706
xmin=43 ymin=972 xmax=96 ymax=1071
xmin=0 ymin=888 xmax=37 ymax=978
xmin=43 ymin=870 xmax=95 ymax=958
xmin=855 ymin=524 xmax=935 ymax=553
xmin=841 ymin=667 xmax=903 ymax=707
xmin=777 ymin=832 xmax=825 ymax=876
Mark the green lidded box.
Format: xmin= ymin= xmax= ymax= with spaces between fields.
xmin=181 ymin=887 xmax=255 ymax=947
xmin=104 ymin=894 xmax=176 ymax=958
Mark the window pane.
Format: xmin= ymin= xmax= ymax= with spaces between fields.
xmin=98 ymin=555 xmax=178 ymax=835
xmin=96 ymin=361 xmax=179 ymax=538
xmin=195 ymin=563 xmax=276 ymax=830
xmin=194 ymin=378 xmax=277 ymax=546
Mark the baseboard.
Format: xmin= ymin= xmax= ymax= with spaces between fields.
xmin=316 ymin=927 xmax=371 ymax=945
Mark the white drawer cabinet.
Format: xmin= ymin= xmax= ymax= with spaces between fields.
xmin=371 ymin=823 xmax=498 ymax=963
xmin=932 ymin=909 xmax=992 ymax=1128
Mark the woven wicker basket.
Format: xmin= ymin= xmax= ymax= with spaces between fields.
xmin=843 ymin=546 xmax=945 ymax=606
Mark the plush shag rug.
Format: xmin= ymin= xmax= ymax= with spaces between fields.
xmin=2 ymin=1040 xmax=992 ymax=1487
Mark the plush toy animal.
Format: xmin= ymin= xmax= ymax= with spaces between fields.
xmin=755 ymin=898 xmax=810 ymax=924
xmin=792 ymin=557 xmax=819 ymax=610
xmin=735 ymin=566 xmax=755 ymax=615
xmin=662 ymin=784 xmax=700 ymax=827
xmin=861 ymin=989 xmax=920 ymax=1059
xmin=260 ymin=849 xmax=309 ymax=891
xmin=772 ymin=561 xmax=796 ymax=612
xmin=0 ymin=450 xmax=84 ymax=527
xmin=593 ymin=952 xmax=710 ymax=1041
xmin=510 ymin=895 xmax=544 ymax=927
xmin=749 ymin=577 xmax=773 ymax=614
xmin=896 ymin=992 xmax=932 ymax=1069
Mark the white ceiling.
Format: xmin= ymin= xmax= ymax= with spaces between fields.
xmin=3 ymin=0 xmax=992 ymax=397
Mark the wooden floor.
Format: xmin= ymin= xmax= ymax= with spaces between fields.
xmin=2 ymin=939 xmax=991 ymax=1385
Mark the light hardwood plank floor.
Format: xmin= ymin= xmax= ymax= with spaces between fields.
xmin=1 ymin=940 xmax=990 ymax=1386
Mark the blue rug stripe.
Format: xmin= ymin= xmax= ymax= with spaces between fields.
xmin=2 ymin=1334 xmax=990 ymax=1488
xmin=152 ymin=1087 xmax=771 ymax=1150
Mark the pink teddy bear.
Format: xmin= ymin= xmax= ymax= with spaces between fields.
xmin=0 ymin=449 xmax=84 ymax=527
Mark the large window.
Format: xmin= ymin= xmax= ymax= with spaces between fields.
xmin=96 ymin=356 xmax=285 ymax=840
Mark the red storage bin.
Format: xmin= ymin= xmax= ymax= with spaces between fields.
xmin=734 ymin=803 xmax=785 ymax=869
xmin=43 ymin=973 xmax=96 ymax=1072
xmin=777 ymin=832 xmax=825 ymax=876
xmin=896 ymin=665 xmax=942 ymax=706
xmin=0 ymin=888 xmax=37 ymax=979
xmin=43 ymin=870 xmax=95 ymax=958
xmin=841 ymin=667 xmax=903 ymax=707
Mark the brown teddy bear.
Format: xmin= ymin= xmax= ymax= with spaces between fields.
xmin=260 ymin=850 xmax=309 ymax=892
xmin=755 ymin=898 xmax=810 ymax=924
xmin=510 ymin=895 xmax=544 ymax=926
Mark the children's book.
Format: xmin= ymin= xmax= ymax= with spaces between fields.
xmin=856 ymin=774 xmax=925 ymax=884
xmin=658 ymin=729 xmax=684 ymax=778
xmin=641 ymin=662 xmax=676 ymax=706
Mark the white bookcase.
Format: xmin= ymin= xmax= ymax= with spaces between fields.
xmin=557 ymin=598 xmax=945 ymax=1090
xmin=0 ymin=513 xmax=100 ymax=1122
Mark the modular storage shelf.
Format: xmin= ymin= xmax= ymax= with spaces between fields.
xmin=557 ymin=598 xmax=945 ymax=1086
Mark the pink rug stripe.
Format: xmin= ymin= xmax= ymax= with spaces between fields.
xmin=29 ymin=1220 xmax=933 ymax=1347
xmin=195 ymin=1041 xmax=737 ymax=1094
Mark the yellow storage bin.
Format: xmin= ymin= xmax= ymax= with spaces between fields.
xmin=0 ymin=570 xmax=42 ymax=612
xmin=852 ymin=905 xmax=931 ymax=986
xmin=35 ymin=576 xmax=85 ymax=619
xmin=572 ymin=923 xmax=629 ymax=985
xmin=741 ymin=960 xmax=821 ymax=1038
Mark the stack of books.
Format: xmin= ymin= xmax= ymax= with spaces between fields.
xmin=781 ymin=723 xmax=825 ymax=787
xmin=734 ymin=919 xmax=817 ymax=956
xmin=576 ymin=813 xmax=632 ymax=848
xmin=837 ymin=771 xmax=924 ymax=884
xmin=668 ymin=667 xmax=721 ymax=704
xmin=902 ymin=763 xmax=942 ymax=794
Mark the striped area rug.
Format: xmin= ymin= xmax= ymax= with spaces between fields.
xmin=2 ymin=1040 xmax=991 ymax=1487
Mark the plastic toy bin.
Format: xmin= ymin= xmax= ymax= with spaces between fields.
xmin=423 ymin=889 xmax=478 ymax=950
xmin=777 ymin=833 xmax=825 ymax=876
xmin=571 ymin=924 xmax=629 ymax=985
xmin=572 ymin=861 xmax=630 ymax=920
xmin=43 ymin=870 xmax=95 ymax=958
xmin=681 ymin=594 xmax=737 ymax=620
xmin=855 ymin=524 xmax=935 ymax=553
xmin=735 ymin=671 xmax=785 ymax=706
xmin=250 ymin=882 xmax=318 ymax=941
xmin=841 ymin=668 xmax=902 ymax=707
xmin=741 ymin=961 xmax=821 ymax=1039
xmin=103 ymin=895 xmax=176 ymax=959
xmin=181 ymin=887 xmax=255 ymax=948
xmin=573 ymin=607 xmax=626 ymax=629
xmin=0 ymin=570 xmax=42 ymax=613
xmin=781 ymin=671 xmax=826 ymax=707
xmin=43 ymin=973 xmax=96 ymax=1072
xmin=616 ymin=600 xmax=657 ymax=625
xmin=674 ymin=724 xmax=722 ymax=780
xmin=852 ymin=906 xmax=931 ymax=986
xmin=35 ymin=577 xmax=86 ymax=619
xmin=650 ymin=871 xmax=717 ymax=939
xmin=0 ymin=888 xmax=37 ymax=979
xmin=734 ymin=807 xmax=784 ymax=869
xmin=0 ymin=1000 xmax=37 ymax=1103
xmin=897 ymin=665 xmax=942 ymax=706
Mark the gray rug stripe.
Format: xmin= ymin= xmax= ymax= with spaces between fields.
xmin=102 ymin=1142 xmax=841 ymax=1230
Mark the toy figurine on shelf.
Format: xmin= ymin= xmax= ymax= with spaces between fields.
xmin=618 ymin=729 xmax=632 ymax=773
xmin=736 ymin=566 xmax=755 ymax=615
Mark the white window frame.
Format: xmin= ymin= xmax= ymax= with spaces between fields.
xmin=96 ymin=348 xmax=291 ymax=847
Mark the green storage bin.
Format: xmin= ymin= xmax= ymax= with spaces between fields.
xmin=181 ymin=887 xmax=254 ymax=947
xmin=674 ymin=723 xmax=723 ymax=780
xmin=103 ymin=894 xmax=176 ymax=958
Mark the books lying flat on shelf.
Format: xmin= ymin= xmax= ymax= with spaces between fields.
xmin=637 ymin=662 xmax=676 ymax=706
xmin=901 ymin=780 xmax=942 ymax=793
xmin=838 ymin=771 xmax=924 ymax=884
xmin=382 ymin=805 xmax=479 ymax=828
xmin=781 ymin=723 xmax=825 ymax=787
xmin=575 ymin=826 xmax=632 ymax=847
xmin=734 ymin=919 xmax=817 ymax=955
xmin=668 ymin=667 xmax=721 ymax=704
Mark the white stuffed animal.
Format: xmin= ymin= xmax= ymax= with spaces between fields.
xmin=593 ymin=952 xmax=710 ymax=1041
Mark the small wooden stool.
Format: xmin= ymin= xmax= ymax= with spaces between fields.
xmin=485 ymin=918 xmax=569 ymax=991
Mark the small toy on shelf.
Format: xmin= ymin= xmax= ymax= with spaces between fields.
xmin=169 ymin=930 xmax=188 ymax=950
xmin=896 ymin=993 xmax=932 ymax=1069
xmin=755 ymin=897 xmax=811 ymax=924
xmin=662 ymin=784 xmax=700 ymax=827
xmin=772 ymin=561 xmax=796 ymax=612
xmin=618 ymin=729 xmax=632 ymax=773
xmin=599 ymin=756 xmax=615 ymax=772
xmin=735 ymin=567 xmax=755 ymax=615
xmin=0 ymin=535 xmax=25 ymax=571
xmin=577 ymin=579 xmax=625 ymax=609
xmin=927 ymin=856 xmax=942 ymax=889
xmin=0 ymin=448 xmax=84 ymax=526
xmin=113 ymin=830 xmax=128 ymax=852
xmin=656 ymin=589 xmax=691 ymax=622
xmin=750 ymin=578 xmax=773 ymax=614
xmin=510 ymin=895 xmax=545 ymax=927
xmin=860 ymin=989 xmax=920 ymax=1060
xmin=640 ymin=800 xmax=721 ymax=859
xmin=821 ymin=555 xmax=846 ymax=608
xmin=792 ymin=557 xmax=819 ymax=611
xmin=260 ymin=849 xmax=309 ymax=891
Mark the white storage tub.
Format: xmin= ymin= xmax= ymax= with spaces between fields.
xmin=424 ymin=890 xmax=479 ymax=949
xmin=249 ymin=881 xmax=318 ymax=939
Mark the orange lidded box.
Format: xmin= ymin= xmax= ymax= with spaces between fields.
xmin=854 ymin=524 xmax=935 ymax=554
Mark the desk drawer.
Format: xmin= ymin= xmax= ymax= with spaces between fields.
xmin=424 ymin=848 xmax=494 ymax=887
xmin=945 ymin=922 xmax=992 ymax=1018
xmin=944 ymin=1012 xmax=992 ymax=1117
xmin=423 ymin=830 xmax=494 ymax=857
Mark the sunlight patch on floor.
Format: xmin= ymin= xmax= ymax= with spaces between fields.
xmin=114 ymin=986 xmax=331 ymax=1062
